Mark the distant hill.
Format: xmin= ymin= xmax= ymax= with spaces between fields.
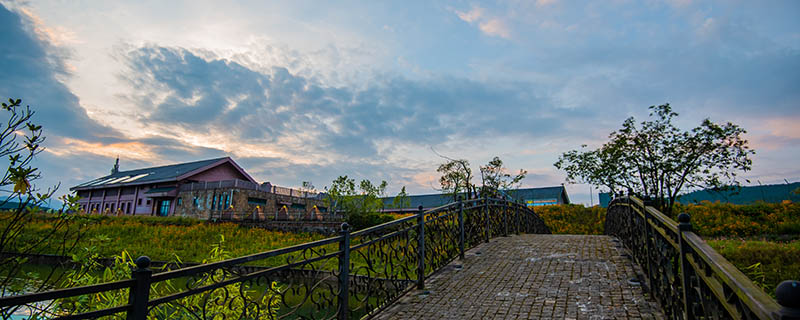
xmin=677 ymin=182 xmax=800 ymax=205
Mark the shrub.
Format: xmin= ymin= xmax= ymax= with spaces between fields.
xmin=670 ymin=201 xmax=800 ymax=238
xmin=535 ymin=204 xmax=606 ymax=235
xmin=347 ymin=212 xmax=395 ymax=230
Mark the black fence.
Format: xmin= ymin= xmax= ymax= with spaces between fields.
xmin=0 ymin=197 xmax=550 ymax=320
xmin=605 ymin=195 xmax=800 ymax=320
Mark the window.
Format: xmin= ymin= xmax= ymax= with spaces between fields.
xmin=138 ymin=199 xmax=142 ymax=206
xmin=110 ymin=203 xmax=115 ymax=212
xmin=193 ymin=196 xmax=199 ymax=208
xmin=247 ymin=197 xmax=267 ymax=206
xmin=158 ymin=200 xmax=171 ymax=216
xmin=146 ymin=199 xmax=151 ymax=205
xmin=126 ymin=202 xmax=131 ymax=214
xmin=211 ymin=194 xmax=217 ymax=210
xmin=223 ymin=194 xmax=230 ymax=208
xmin=176 ymin=198 xmax=182 ymax=207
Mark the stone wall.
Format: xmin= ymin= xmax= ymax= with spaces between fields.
xmin=173 ymin=187 xmax=330 ymax=221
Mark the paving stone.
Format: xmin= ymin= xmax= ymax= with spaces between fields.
xmin=374 ymin=234 xmax=665 ymax=320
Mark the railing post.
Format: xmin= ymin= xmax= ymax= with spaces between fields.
xmin=484 ymin=195 xmax=490 ymax=243
xmin=337 ymin=223 xmax=351 ymax=320
xmin=515 ymin=202 xmax=520 ymax=235
xmin=503 ymin=202 xmax=509 ymax=237
xmin=677 ymin=213 xmax=695 ymax=320
xmin=127 ymin=256 xmax=152 ymax=320
xmin=458 ymin=198 xmax=465 ymax=259
xmin=643 ymin=200 xmax=656 ymax=299
xmin=417 ymin=205 xmax=425 ymax=290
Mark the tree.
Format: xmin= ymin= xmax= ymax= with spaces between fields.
xmin=479 ymin=156 xmax=527 ymax=199
xmin=437 ymin=159 xmax=475 ymax=202
xmin=391 ymin=186 xmax=411 ymax=209
xmin=554 ymin=103 xmax=753 ymax=214
xmin=0 ymin=98 xmax=82 ymax=298
xmin=324 ymin=176 xmax=390 ymax=229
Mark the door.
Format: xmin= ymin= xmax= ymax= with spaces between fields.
xmin=158 ymin=199 xmax=171 ymax=216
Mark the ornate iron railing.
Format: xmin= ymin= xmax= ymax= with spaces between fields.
xmin=605 ymin=195 xmax=800 ymax=320
xmin=0 ymin=197 xmax=549 ymax=320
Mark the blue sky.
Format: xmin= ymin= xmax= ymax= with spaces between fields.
xmin=1 ymin=0 xmax=799 ymax=205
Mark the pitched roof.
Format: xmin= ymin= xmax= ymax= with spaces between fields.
xmin=676 ymin=182 xmax=800 ymax=205
xmin=382 ymin=186 xmax=570 ymax=209
xmin=508 ymin=186 xmax=570 ymax=204
xmin=71 ymin=157 xmax=255 ymax=190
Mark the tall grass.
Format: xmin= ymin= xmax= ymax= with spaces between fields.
xmin=2 ymin=212 xmax=325 ymax=262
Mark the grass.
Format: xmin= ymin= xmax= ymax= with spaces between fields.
xmin=706 ymin=239 xmax=799 ymax=296
xmin=3 ymin=212 xmax=326 ymax=263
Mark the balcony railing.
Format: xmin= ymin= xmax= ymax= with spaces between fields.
xmin=179 ymin=180 xmax=319 ymax=198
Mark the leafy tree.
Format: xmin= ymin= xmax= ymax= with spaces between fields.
xmin=0 ymin=98 xmax=82 ymax=298
xmin=324 ymin=176 xmax=391 ymax=229
xmin=300 ymin=181 xmax=316 ymax=193
xmin=437 ymin=159 xmax=475 ymax=202
xmin=391 ymin=186 xmax=411 ymax=209
xmin=554 ymin=103 xmax=754 ymax=214
xmin=479 ymin=156 xmax=527 ymax=199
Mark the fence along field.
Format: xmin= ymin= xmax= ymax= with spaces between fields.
xmin=0 ymin=197 xmax=550 ymax=319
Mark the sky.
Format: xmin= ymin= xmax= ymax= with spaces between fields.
xmin=0 ymin=0 xmax=798 ymax=206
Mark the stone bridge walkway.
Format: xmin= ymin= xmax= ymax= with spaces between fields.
xmin=374 ymin=234 xmax=665 ymax=320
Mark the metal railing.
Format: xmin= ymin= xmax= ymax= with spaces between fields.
xmin=180 ymin=180 xmax=319 ymax=198
xmin=605 ymin=195 xmax=800 ymax=320
xmin=0 ymin=196 xmax=550 ymax=320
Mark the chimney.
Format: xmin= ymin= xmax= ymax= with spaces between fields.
xmin=111 ymin=156 xmax=120 ymax=174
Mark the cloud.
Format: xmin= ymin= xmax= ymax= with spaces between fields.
xmin=453 ymin=6 xmax=511 ymax=39
xmin=535 ymin=0 xmax=558 ymax=7
xmin=0 ymin=4 xmax=119 ymax=142
xmin=479 ymin=19 xmax=511 ymax=39
xmin=455 ymin=6 xmax=484 ymax=23
xmin=110 ymin=44 xmax=596 ymax=193
xmin=120 ymin=45 xmax=570 ymax=161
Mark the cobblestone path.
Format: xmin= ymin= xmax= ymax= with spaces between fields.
xmin=374 ymin=234 xmax=664 ymax=320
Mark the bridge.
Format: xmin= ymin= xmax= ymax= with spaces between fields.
xmin=1 ymin=196 xmax=798 ymax=319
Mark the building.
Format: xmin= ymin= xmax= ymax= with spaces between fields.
xmin=381 ymin=186 xmax=570 ymax=213
xmin=70 ymin=157 xmax=326 ymax=219
xmin=598 ymin=182 xmax=800 ymax=207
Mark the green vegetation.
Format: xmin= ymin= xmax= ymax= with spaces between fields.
xmin=706 ymin=239 xmax=799 ymax=297
xmin=671 ymin=201 xmax=800 ymax=238
xmin=3 ymin=212 xmax=325 ymax=263
xmin=53 ymin=235 xmax=281 ymax=319
xmin=323 ymin=175 xmax=394 ymax=230
xmin=555 ymin=104 xmax=754 ymax=214
xmin=535 ymin=204 xmax=605 ymax=235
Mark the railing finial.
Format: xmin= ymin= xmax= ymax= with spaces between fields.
xmin=135 ymin=256 xmax=151 ymax=270
xmin=776 ymin=280 xmax=800 ymax=318
xmin=677 ymin=212 xmax=692 ymax=232
xmin=340 ymin=222 xmax=350 ymax=232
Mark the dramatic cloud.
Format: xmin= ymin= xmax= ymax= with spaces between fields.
xmin=2 ymin=1 xmax=799 ymax=205
xmin=121 ymin=45 xmax=572 ymax=164
xmin=0 ymin=5 xmax=118 ymax=142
